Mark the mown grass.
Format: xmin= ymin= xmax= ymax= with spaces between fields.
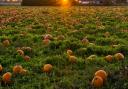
xmin=0 ymin=6 xmax=128 ymax=89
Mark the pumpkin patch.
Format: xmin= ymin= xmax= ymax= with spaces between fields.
xmin=0 ymin=6 xmax=128 ymax=89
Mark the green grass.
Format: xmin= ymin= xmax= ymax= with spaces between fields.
xmin=0 ymin=6 xmax=128 ymax=89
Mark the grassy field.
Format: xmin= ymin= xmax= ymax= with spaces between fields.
xmin=0 ymin=6 xmax=128 ymax=89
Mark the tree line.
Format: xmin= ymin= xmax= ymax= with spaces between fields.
xmin=21 ymin=0 xmax=76 ymax=6
xmin=21 ymin=0 xmax=128 ymax=6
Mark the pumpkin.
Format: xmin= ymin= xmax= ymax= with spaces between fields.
xmin=2 ymin=72 xmax=12 ymax=83
xmin=69 ymin=56 xmax=77 ymax=63
xmin=67 ymin=50 xmax=73 ymax=56
xmin=2 ymin=40 xmax=10 ymax=47
xmin=13 ymin=65 xmax=23 ymax=74
xmin=44 ymin=34 xmax=53 ymax=40
xmin=114 ymin=53 xmax=124 ymax=61
xmin=26 ymin=47 xmax=32 ymax=51
xmin=0 ymin=64 xmax=3 ymax=72
xmin=43 ymin=64 xmax=53 ymax=73
xmin=24 ymin=55 xmax=31 ymax=61
xmin=21 ymin=47 xmax=32 ymax=52
xmin=95 ymin=70 xmax=107 ymax=81
xmin=104 ymin=32 xmax=110 ymax=38
xmin=82 ymin=38 xmax=89 ymax=45
xmin=91 ymin=76 xmax=103 ymax=88
xmin=17 ymin=49 xmax=24 ymax=56
xmin=43 ymin=39 xmax=50 ymax=45
xmin=57 ymin=35 xmax=65 ymax=40
xmin=105 ymin=55 xmax=113 ymax=62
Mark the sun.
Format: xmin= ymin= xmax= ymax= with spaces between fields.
xmin=63 ymin=0 xmax=69 ymax=3
xmin=61 ymin=0 xmax=71 ymax=6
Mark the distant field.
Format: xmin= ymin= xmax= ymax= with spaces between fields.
xmin=0 ymin=6 xmax=128 ymax=89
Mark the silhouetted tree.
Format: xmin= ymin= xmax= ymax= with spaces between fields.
xmin=22 ymin=0 xmax=55 ymax=6
xmin=22 ymin=0 xmax=76 ymax=6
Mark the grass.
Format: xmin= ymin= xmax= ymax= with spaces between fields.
xmin=0 ymin=6 xmax=128 ymax=89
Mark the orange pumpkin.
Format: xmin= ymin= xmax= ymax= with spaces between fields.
xmin=67 ymin=50 xmax=73 ymax=56
xmin=42 ymin=64 xmax=53 ymax=73
xmin=0 ymin=64 xmax=3 ymax=72
xmin=91 ymin=76 xmax=103 ymax=88
xmin=24 ymin=55 xmax=31 ymax=61
xmin=114 ymin=53 xmax=124 ymax=61
xmin=2 ymin=40 xmax=10 ymax=47
xmin=69 ymin=56 xmax=77 ymax=63
xmin=17 ymin=49 xmax=24 ymax=56
xmin=43 ymin=39 xmax=50 ymax=45
xmin=105 ymin=55 xmax=113 ymax=62
xmin=95 ymin=70 xmax=107 ymax=81
xmin=13 ymin=65 xmax=23 ymax=74
xmin=2 ymin=72 xmax=12 ymax=83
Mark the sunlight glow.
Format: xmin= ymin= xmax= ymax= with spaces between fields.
xmin=5 ymin=0 xmax=18 ymax=2
xmin=60 ymin=0 xmax=71 ymax=7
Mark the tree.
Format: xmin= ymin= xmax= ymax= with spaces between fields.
xmin=22 ymin=0 xmax=55 ymax=6
xmin=116 ymin=0 xmax=127 ymax=3
xmin=103 ymin=0 xmax=113 ymax=5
